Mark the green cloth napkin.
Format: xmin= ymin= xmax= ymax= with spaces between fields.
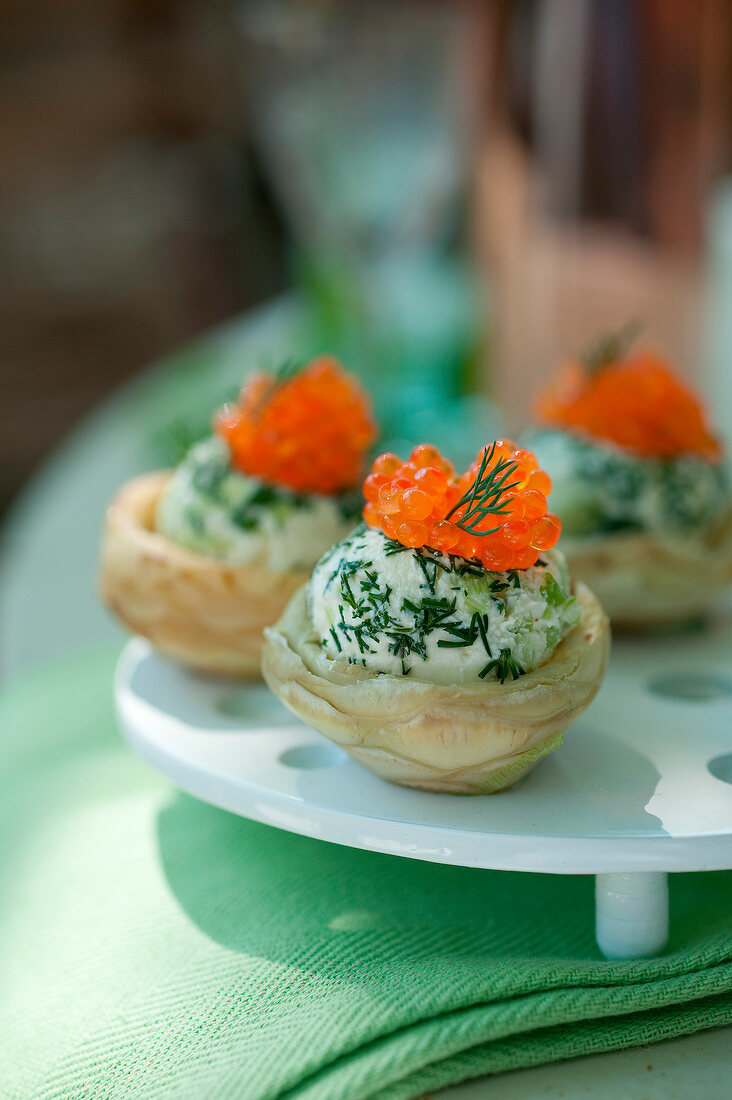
xmin=1 ymin=647 xmax=731 ymax=1100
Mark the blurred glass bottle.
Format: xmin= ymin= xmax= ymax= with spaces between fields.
xmin=476 ymin=0 xmax=732 ymax=433
xmin=237 ymin=0 xmax=496 ymax=460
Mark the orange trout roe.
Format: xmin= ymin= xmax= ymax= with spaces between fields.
xmin=536 ymin=348 xmax=722 ymax=462
xmin=215 ymin=356 xmax=376 ymax=495
xmin=363 ymin=442 xmax=561 ymax=572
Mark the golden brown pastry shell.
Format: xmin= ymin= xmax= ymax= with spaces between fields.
xmin=99 ymin=472 xmax=309 ymax=677
xmin=261 ymin=581 xmax=610 ymax=794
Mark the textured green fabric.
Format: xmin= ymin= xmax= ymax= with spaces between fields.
xmin=1 ymin=646 xmax=731 ymax=1100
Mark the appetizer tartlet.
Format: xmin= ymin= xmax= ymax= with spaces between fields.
xmin=262 ymin=442 xmax=609 ymax=794
xmin=100 ymin=356 xmax=376 ymax=677
xmin=530 ymin=329 xmax=732 ymax=628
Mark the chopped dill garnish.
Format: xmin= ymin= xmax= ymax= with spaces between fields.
xmin=317 ymin=526 xmax=555 ymax=681
xmin=479 ymin=649 xmax=524 ymax=683
xmin=384 ymin=539 xmax=410 ymax=556
xmin=473 ymin=611 xmax=492 ymax=656
xmin=415 ymin=553 xmax=438 ymax=593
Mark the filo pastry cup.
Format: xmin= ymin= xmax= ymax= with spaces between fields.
xmin=261 ymin=581 xmax=610 ymax=794
xmin=561 ymin=506 xmax=732 ymax=630
xmin=99 ymin=471 xmax=308 ymax=678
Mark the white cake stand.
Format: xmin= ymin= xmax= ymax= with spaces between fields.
xmin=115 ymin=622 xmax=732 ymax=960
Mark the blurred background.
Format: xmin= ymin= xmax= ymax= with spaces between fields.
xmin=3 ymin=0 xmax=732 ymax=518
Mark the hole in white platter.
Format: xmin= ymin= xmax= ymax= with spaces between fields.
xmin=279 ymin=744 xmax=343 ymax=770
xmin=216 ymin=687 xmax=298 ymax=724
xmin=647 ymin=674 xmax=732 ymax=702
xmin=708 ymin=753 xmax=732 ymax=785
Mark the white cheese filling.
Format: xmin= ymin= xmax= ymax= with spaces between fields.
xmin=529 ymin=429 xmax=729 ymax=537
xmin=308 ymin=525 xmax=580 ymax=684
xmin=156 ymin=436 xmax=355 ymax=572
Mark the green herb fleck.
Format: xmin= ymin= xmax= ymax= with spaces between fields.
xmin=580 ymin=318 xmax=643 ymax=373
xmin=479 ymin=649 xmax=524 ymax=683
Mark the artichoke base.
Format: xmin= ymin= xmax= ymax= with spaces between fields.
xmin=99 ymin=472 xmax=309 ymax=678
xmin=262 ymin=582 xmax=609 ymax=795
xmin=348 ymin=729 xmax=566 ymax=795
xmin=562 ymin=508 xmax=732 ymax=630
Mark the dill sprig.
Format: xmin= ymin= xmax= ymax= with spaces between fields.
xmin=445 ymin=443 xmax=521 ymax=538
xmin=270 ymin=358 xmax=305 ymax=384
xmin=249 ymin=357 xmax=306 ymax=420
xmin=479 ymin=648 xmax=524 ymax=683
xmin=581 ymin=318 xmax=643 ymax=373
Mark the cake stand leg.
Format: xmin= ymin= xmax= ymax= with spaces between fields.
xmin=595 ymin=872 xmax=669 ymax=959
